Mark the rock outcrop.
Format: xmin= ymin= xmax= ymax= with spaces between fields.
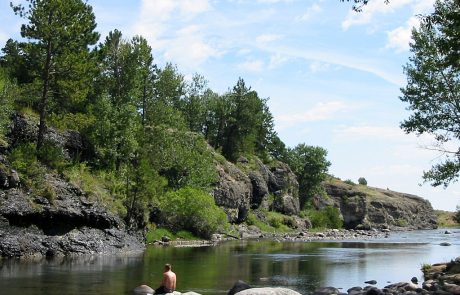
xmin=323 ymin=179 xmax=438 ymax=230
xmin=0 ymin=172 xmax=144 ymax=258
xmin=213 ymin=157 xmax=300 ymax=223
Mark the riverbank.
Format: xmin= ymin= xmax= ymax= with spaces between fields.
xmin=150 ymin=227 xmax=390 ymax=247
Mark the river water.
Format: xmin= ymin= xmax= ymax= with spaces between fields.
xmin=0 ymin=229 xmax=459 ymax=295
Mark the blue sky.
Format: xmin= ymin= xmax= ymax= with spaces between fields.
xmin=1 ymin=0 xmax=459 ymax=211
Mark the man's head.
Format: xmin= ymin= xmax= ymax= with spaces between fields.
xmin=164 ymin=263 xmax=172 ymax=271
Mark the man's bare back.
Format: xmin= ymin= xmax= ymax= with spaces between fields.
xmin=154 ymin=264 xmax=176 ymax=294
xmin=161 ymin=269 xmax=176 ymax=291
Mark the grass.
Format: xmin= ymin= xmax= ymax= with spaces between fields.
xmin=421 ymin=263 xmax=432 ymax=272
xmin=145 ymin=227 xmax=200 ymax=243
xmin=436 ymin=210 xmax=460 ymax=228
xmin=246 ymin=210 xmax=295 ymax=233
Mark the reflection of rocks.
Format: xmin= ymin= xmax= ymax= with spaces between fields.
xmin=311 ymin=256 xmax=460 ymax=295
xmin=132 ymin=285 xmax=202 ymax=295
xmin=228 ymin=281 xmax=301 ymax=295
xmin=235 ymin=287 xmax=302 ymax=295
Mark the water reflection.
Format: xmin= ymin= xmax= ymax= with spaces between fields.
xmin=0 ymin=229 xmax=459 ymax=295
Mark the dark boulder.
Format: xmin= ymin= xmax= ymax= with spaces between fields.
xmin=228 ymin=280 xmax=251 ymax=295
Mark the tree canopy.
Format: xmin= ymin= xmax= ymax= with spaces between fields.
xmin=400 ymin=0 xmax=460 ymax=188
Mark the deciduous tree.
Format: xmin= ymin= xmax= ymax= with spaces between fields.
xmin=400 ymin=0 xmax=460 ymax=187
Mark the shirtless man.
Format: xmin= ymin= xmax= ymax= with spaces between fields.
xmin=154 ymin=263 xmax=176 ymax=294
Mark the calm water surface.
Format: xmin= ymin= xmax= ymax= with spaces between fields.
xmin=0 ymin=229 xmax=459 ymax=295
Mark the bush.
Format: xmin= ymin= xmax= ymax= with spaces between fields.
xmin=158 ymin=187 xmax=229 ymax=239
xmin=37 ymin=141 xmax=67 ymax=171
xmin=456 ymin=206 xmax=460 ymax=224
xmin=358 ymin=177 xmax=367 ymax=185
xmin=344 ymin=179 xmax=356 ymax=185
xmin=304 ymin=206 xmax=343 ymax=229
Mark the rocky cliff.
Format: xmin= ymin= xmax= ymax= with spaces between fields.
xmin=0 ymin=172 xmax=144 ymax=258
xmin=213 ymin=156 xmax=300 ymax=223
xmin=319 ymin=178 xmax=438 ymax=230
xmin=0 ymin=114 xmax=144 ymax=258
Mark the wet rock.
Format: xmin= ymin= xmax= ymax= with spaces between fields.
xmin=314 ymin=287 xmax=341 ymax=295
xmin=442 ymin=283 xmax=460 ymax=295
xmin=365 ymin=287 xmax=383 ymax=295
xmin=365 ymin=280 xmax=377 ymax=285
xmin=162 ymin=236 xmax=171 ymax=243
xmin=0 ymin=173 xmax=144 ymax=258
xmin=444 ymin=230 xmax=453 ymax=234
xmin=439 ymin=242 xmax=451 ymax=246
xmin=411 ymin=277 xmax=418 ymax=284
xmin=228 ymin=280 xmax=251 ymax=295
xmin=133 ymin=285 xmax=154 ymax=295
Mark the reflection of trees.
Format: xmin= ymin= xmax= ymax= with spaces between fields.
xmin=0 ymin=241 xmax=336 ymax=295
xmin=0 ymin=254 xmax=145 ymax=294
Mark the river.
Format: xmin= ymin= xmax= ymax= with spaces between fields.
xmin=0 ymin=229 xmax=458 ymax=295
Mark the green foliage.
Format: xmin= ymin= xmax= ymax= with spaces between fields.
xmin=246 ymin=210 xmax=296 ymax=232
xmin=158 ymin=187 xmax=229 ymax=239
xmin=146 ymin=227 xmax=174 ymax=243
xmin=63 ymin=163 xmax=127 ymax=217
xmin=358 ymin=177 xmax=367 ymax=186
xmin=396 ymin=218 xmax=408 ymax=227
xmin=421 ymin=263 xmax=432 ymax=272
xmin=8 ymin=143 xmax=55 ymax=200
xmin=400 ymin=0 xmax=460 ymax=188
xmin=455 ymin=206 xmax=460 ymax=224
xmin=303 ymin=206 xmax=343 ymax=229
xmin=36 ymin=141 xmax=67 ymax=171
xmin=284 ymin=144 xmax=331 ymax=208
xmin=48 ymin=113 xmax=96 ymax=133
xmin=344 ymin=179 xmax=356 ymax=185
xmin=145 ymin=227 xmax=199 ymax=243
xmin=0 ymin=69 xmax=16 ymax=140
xmin=11 ymin=0 xmax=100 ymax=151
xmin=142 ymin=126 xmax=217 ymax=190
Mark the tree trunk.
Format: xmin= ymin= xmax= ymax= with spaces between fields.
xmin=36 ymin=10 xmax=54 ymax=153
xmin=37 ymin=38 xmax=52 ymax=153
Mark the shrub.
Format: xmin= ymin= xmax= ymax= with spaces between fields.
xmin=358 ymin=177 xmax=367 ymax=186
xmin=456 ymin=206 xmax=460 ymax=224
xmin=344 ymin=179 xmax=355 ymax=185
xmin=9 ymin=143 xmax=45 ymax=188
xmin=304 ymin=206 xmax=343 ymax=229
xmin=158 ymin=187 xmax=229 ymax=239
xmin=37 ymin=141 xmax=67 ymax=171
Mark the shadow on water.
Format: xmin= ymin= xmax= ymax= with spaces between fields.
xmin=0 ymin=229 xmax=459 ymax=295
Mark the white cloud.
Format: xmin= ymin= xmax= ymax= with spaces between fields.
xmin=0 ymin=30 xmax=7 ymax=44
xmin=238 ymin=59 xmax=265 ymax=72
xmin=412 ymin=0 xmax=436 ymax=14
xmin=297 ymin=3 xmax=322 ymax=22
xmin=131 ymin=0 xmax=219 ymax=69
xmin=258 ymin=45 xmax=404 ymax=85
xmin=256 ymin=34 xmax=282 ymax=45
xmin=163 ymin=25 xmax=221 ymax=68
xmin=277 ymin=101 xmax=349 ymax=124
xmin=386 ymin=16 xmax=420 ymax=52
xmin=309 ymin=61 xmax=332 ymax=73
xmin=342 ymin=0 xmax=413 ymax=30
xmin=268 ymin=53 xmax=288 ymax=69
